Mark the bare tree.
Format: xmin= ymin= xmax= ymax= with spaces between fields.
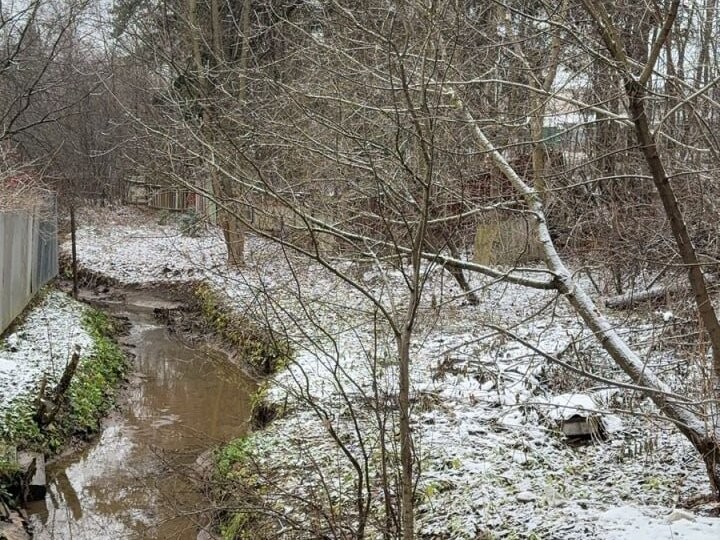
xmin=108 ymin=0 xmax=720 ymax=536
xmin=0 ymin=0 xmax=94 ymax=141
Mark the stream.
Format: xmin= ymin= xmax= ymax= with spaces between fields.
xmin=25 ymin=290 xmax=254 ymax=539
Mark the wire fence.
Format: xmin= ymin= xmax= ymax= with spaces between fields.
xmin=0 ymin=194 xmax=59 ymax=334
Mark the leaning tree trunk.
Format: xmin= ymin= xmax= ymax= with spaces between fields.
xmin=625 ymin=79 xmax=720 ymax=387
xmin=578 ymin=0 xmax=720 ymax=494
xmin=447 ymin=85 xmax=720 ymax=498
xmin=623 ymin=79 xmax=720 ymax=498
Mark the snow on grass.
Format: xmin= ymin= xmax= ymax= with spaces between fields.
xmin=71 ymin=224 xmax=226 ymax=283
xmin=598 ymin=506 xmax=720 ymax=539
xmin=66 ymin=207 xmax=720 ymax=539
xmin=0 ymin=291 xmax=93 ymax=411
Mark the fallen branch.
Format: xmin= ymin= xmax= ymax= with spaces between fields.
xmin=604 ymin=275 xmax=717 ymax=310
xmin=35 ymin=345 xmax=81 ymax=428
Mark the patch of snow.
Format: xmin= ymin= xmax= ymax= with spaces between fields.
xmin=516 ymin=490 xmax=537 ymax=503
xmin=666 ymin=509 xmax=696 ymax=523
xmin=0 ymin=291 xmax=92 ymax=411
xmin=598 ymin=506 xmax=720 ymax=540
xmin=545 ymin=393 xmax=600 ymax=421
xmin=602 ymin=414 xmax=625 ymax=434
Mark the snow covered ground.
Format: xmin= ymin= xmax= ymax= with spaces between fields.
xmin=64 ymin=206 xmax=720 ymax=539
xmin=0 ymin=291 xmax=93 ymax=411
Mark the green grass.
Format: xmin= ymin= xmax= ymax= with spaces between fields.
xmin=0 ymin=443 xmax=20 ymax=502
xmin=215 ymin=436 xmax=254 ymax=480
xmin=213 ymin=435 xmax=268 ymax=540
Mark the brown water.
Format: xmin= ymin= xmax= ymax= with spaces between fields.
xmin=26 ymin=294 xmax=254 ymax=539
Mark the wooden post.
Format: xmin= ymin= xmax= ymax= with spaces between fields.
xmin=70 ymin=204 xmax=78 ymax=299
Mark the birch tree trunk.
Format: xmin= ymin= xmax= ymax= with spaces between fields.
xmin=447 ymin=82 xmax=720 ymax=497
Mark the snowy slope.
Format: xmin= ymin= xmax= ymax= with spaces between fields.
xmin=0 ymin=291 xmax=93 ymax=411
xmin=63 ymin=207 xmax=720 ymax=539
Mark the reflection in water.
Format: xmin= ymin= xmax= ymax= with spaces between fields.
xmin=27 ymin=299 xmax=254 ymax=539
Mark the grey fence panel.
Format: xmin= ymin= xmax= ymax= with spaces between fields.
xmin=32 ymin=209 xmax=58 ymax=293
xmin=0 ymin=196 xmax=58 ymax=335
xmin=1 ymin=212 xmax=31 ymax=334
xmin=0 ymin=214 xmax=7 ymax=332
xmin=29 ymin=211 xmax=39 ymax=294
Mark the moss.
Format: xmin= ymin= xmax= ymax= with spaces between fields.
xmin=66 ymin=309 xmax=128 ymax=434
xmin=220 ymin=512 xmax=257 ymax=540
xmin=215 ymin=436 xmax=254 ymax=481
xmin=214 ymin=437 xmax=250 ymax=538
xmin=0 ymin=398 xmax=46 ymax=451
xmin=193 ymin=283 xmax=292 ymax=375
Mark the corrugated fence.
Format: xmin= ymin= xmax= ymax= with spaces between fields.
xmin=0 ymin=196 xmax=59 ymax=334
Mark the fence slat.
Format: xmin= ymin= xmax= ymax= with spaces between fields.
xmin=0 ymin=195 xmax=58 ymax=334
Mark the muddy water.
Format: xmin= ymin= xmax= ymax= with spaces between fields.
xmin=26 ymin=293 xmax=254 ymax=539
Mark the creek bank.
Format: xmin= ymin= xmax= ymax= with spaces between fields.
xmin=189 ymin=285 xmax=294 ymax=539
xmin=17 ymin=275 xmax=282 ymax=539
xmin=59 ymin=265 xmax=293 ymax=539
xmin=0 ymin=289 xmax=129 ymax=538
xmin=110 ymin=281 xmax=293 ymax=538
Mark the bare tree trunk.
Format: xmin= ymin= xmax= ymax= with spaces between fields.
xmin=695 ymin=0 xmax=717 ymax=86
xmin=446 ymin=262 xmax=479 ymax=305
xmin=187 ymin=0 xmax=245 ymax=267
xmin=36 ymin=346 xmax=81 ymax=427
xmin=223 ymin=208 xmax=245 ymax=267
xmin=626 ymin=79 xmax=720 ymax=386
xmin=448 ymin=84 xmax=720 ymax=498
xmin=397 ymin=328 xmax=414 ymax=540
xmin=219 ymin=0 xmax=253 ymax=268
xmin=569 ymin=0 xmax=720 ymax=497
xmin=426 ymin=233 xmax=479 ymax=305
xmin=624 ymin=83 xmax=720 ymax=494
xmin=528 ymin=1 xmax=567 ymax=199
xmin=583 ymin=0 xmax=720 ymax=383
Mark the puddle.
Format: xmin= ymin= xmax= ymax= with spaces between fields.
xmin=27 ymin=293 xmax=254 ymax=539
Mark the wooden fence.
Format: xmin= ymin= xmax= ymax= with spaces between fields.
xmin=125 ymin=178 xmax=217 ymax=223
xmin=0 ymin=196 xmax=59 ymax=334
